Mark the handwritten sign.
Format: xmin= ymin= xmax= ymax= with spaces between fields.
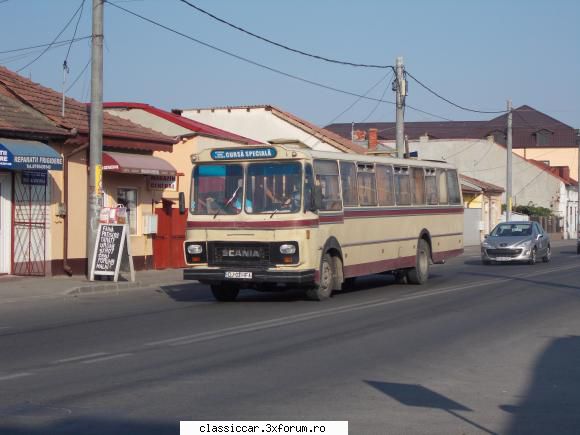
xmin=89 ymin=224 xmax=134 ymax=282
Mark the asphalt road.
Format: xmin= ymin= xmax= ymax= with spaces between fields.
xmin=1 ymin=245 xmax=580 ymax=434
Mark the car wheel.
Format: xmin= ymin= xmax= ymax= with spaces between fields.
xmin=528 ymin=247 xmax=537 ymax=265
xmin=542 ymin=245 xmax=551 ymax=263
xmin=482 ymin=258 xmax=491 ymax=265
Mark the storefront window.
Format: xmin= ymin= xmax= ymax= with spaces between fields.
xmin=117 ymin=188 xmax=138 ymax=234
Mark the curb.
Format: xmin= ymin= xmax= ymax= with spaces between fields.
xmin=66 ymin=281 xmax=145 ymax=295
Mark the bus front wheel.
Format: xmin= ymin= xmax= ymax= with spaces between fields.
xmin=210 ymin=284 xmax=240 ymax=302
xmin=306 ymin=254 xmax=333 ymax=301
xmin=406 ymin=239 xmax=430 ymax=285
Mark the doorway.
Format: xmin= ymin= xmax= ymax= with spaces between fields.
xmin=0 ymin=172 xmax=12 ymax=274
xmin=153 ymin=204 xmax=187 ymax=269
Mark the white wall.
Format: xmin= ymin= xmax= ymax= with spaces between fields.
xmin=180 ymin=107 xmax=340 ymax=152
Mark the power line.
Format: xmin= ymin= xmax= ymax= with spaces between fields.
xmin=0 ymin=36 xmax=91 ymax=54
xmin=405 ymin=70 xmax=507 ymax=114
xmin=16 ymin=2 xmax=85 ymax=72
xmin=64 ymin=0 xmax=86 ymax=65
xmin=359 ymin=73 xmax=394 ymax=123
xmin=66 ymin=57 xmax=91 ymax=92
xmin=176 ymin=0 xmax=394 ymax=71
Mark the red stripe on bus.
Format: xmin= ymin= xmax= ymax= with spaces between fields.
xmin=432 ymin=248 xmax=464 ymax=263
xmin=344 ymin=207 xmax=464 ymax=218
xmin=319 ymin=214 xmax=344 ymax=224
xmin=186 ymin=219 xmax=320 ymax=229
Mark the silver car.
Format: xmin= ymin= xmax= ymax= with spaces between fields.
xmin=481 ymin=221 xmax=551 ymax=265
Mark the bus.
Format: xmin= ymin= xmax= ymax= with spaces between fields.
xmin=183 ymin=142 xmax=464 ymax=301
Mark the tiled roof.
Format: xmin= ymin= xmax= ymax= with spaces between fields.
xmin=326 ymin=105 xmax=578 ymax=149
xmin=460 ymin=174 xmax=505 ymax=193
xmin=175 ymin=104 xmax=367 ymax=154
xmin=0 ymin=91 xmax=69 ymax=137
xmin=104 ymin=102 xmax=262 ymax=145
xmin=0 ymin=66 xmax=175 ymax=149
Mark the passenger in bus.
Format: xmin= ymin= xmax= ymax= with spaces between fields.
xmin=282 ymin=185 xmax=301 ymax=212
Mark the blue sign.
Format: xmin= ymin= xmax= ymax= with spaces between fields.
xmin=22 ymin=171 xmax=48 ymax=185
xmin=210 ymin=147 xmax=277 ymax=161
xmin=0 ymin=141 xmax=63 ymax=171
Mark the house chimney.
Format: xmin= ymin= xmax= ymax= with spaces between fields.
xmin=368 ymin=128 xmax=378 ymax=151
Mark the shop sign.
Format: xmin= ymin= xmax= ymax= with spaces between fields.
xmin=0 ymin=144 xmax=63 ymax=170
xmin=149 ymin=175 xmax=177 ymax=191
xmin=210 ymin=147 xmax=277 ymax=161
xmin=21 ymin=170 xmax=48 ymax=185
xmin=89 ymin=223 xmax=135 ymax=282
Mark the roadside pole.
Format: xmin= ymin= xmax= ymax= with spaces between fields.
xmin=395 ymin=56 xmax=406 ymax=158
xmin=506 ymin=100 xmax=513 ymax=221
xmin=577 ymin=128 xmax=580 ymax=253
xmin=87 ymin=0 xmax=104 ymax=276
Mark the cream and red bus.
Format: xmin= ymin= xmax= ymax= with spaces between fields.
xmin=183 ymin=142 xmax=463 ymax=301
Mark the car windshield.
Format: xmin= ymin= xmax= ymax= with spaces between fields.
xmin=246 ymin=162 xmax=302 ymax=214
xmin=191 ymin=164 xmax=243 ymax=215
xmin=491 ymin=223 xmax=533 ymax=237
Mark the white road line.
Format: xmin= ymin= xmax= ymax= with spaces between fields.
xmin=81 ymin=353 xmax=133 ymax=364
xmin=0 ymin=326 xmax=12 ymax=330
xmin=52 ymin=352 xmax=109 ymax=364
xmin=147 ymin=262 xmax=580 ymax=347
xmin=0 ymin=372 xmax=34 ymax=381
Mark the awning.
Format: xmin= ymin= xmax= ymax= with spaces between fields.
xmin=0 ymin=138 xmax=63 ymax=171
xmin=102 ymin=151 xmax=176 ymax=176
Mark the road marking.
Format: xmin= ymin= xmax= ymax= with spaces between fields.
xmin=0 ymin=372 xmax=34 ymax=381
xmin=146 ymin=262 xmax=580 ymax=347
xmin=52 ymin=352 xmax=109 ymax=364
xmin=0 ymin=326 xmax=12 ymax=330
xmin=81 ymin=353 xmax=132 ymax=364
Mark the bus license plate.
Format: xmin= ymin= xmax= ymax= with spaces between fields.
xmin=225 ymin=271 xmax=253 ymax=279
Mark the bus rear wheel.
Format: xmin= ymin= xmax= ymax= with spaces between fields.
xmin=406 ymin=239 xmax=430 ymax=285
xmin=306 ymin=254 xmax=333 ymax=301
xmin=210 ymin=284 xmax=240 ymax=302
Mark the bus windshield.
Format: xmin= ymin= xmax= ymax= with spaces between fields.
xmin=246 ymin=162 xmax=302 ymax=214
xmin=191 ymin=164 xmax=243 ymax=215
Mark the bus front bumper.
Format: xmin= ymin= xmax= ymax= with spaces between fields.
xmin=183 ymin=268 xmax=316 ymax=285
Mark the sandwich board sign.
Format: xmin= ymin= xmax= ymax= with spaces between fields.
xmin=89 ymin=224 xmax=135 ymax=282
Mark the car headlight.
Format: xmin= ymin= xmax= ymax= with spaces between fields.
xmin=187 ymin=244 xmax=203 ymax=255
xmin=482 ymin=242 xmax=492 ymax=248
xmin=279 ymin=244 xmax=297 ymax=254
xmin=515 ymin=239 xmax=533 ymax=247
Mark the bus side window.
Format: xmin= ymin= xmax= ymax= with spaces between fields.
xmin=394 ymin=167 xmax=411 ymax=205
xmin=357 ymin=163 xmax=377 ymax=206
xmin=411 ymin=167 xmax=425 ymax=205
xmin=376 ymin=165 xmax=394 ymax=206
xmin=447 ymin=170 xmax=461 ymax=205
xmin=437 ymin=169 xmax=448 ymax=204
xmin=314 ymin=160 xmax=342 ymax=211
xmin=340 ymin=161 xmax=358 ymax=206
xmin=425 ymin=168 xmax=438 ymax=205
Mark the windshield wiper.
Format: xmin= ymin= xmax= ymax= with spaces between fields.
xmin=269 ymin=207 xmax=281 ymax=219
xmin=214 ymin=186 xmax=241 ymax=219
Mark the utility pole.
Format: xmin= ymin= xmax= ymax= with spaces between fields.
xmin=506 ymin=100 xmax=513 ymax=221
xmin=576 ymin=129 xmax=580 ymax=253
xmin=87 ymin=0 xmax=104 ymax=276
xmin=395 ymin=56 xmax=406 ymax=158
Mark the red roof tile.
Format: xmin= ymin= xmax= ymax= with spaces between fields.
xmin=0 ymin=66 xmax=175 ymax=150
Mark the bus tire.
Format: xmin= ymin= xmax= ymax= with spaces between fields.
xmin=306 ymin=253 xmax=333 ymax=301
xmin=210 ymin=284 xmax=240 ymax=302
xmin=406 ymin=239 xmax=430 ymax=285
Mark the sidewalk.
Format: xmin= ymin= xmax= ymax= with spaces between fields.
xmin=0 ymin=268 xmax=185 ymax=303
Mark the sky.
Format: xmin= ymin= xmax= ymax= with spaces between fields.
xmin=1 ymin=0 xmax=579 ymax=129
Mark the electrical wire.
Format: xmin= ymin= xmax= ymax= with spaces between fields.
xmin=64 ymin=0 xmax=86 ymax=65
xmin=359 ymin=73 xmax=394 ymax=123
xmin=16 ymin=1 xmax=85 ymax=72
xmin=176 ymin=0 xmax=394 ymax=70
xmin=66 ymin=57 xmax=91 ymax=92
xmin=0 ymin=36 xmax=91 ymax=55
xmin=405 ymin=70 xmax=507 ymax=114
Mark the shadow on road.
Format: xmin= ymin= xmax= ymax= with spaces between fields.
xmin=0 ymin=416 xmax=176 ymax=435
xmin=500 ymin=335 xmax=580 ymax=434
xmin=365 ymin=380 xmax=496 ymax=434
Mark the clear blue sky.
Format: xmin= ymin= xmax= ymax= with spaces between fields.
xmin=1 ymin=0 xmax=579 ymax=127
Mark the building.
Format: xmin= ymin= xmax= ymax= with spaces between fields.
xmin=103 ymin=102 xmax=262 ymax=269
xmin=460 ymin=175 xmax=504 ymax=245
xmin=0 ymin=66 xmax=177 ymax=276
xmin=173 ymin=104 xmax=366 ymax=154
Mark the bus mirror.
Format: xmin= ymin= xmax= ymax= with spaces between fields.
xmin=311 ymin=186 xmax=323 ymax=211
xmin=179 ymin=192 xmax=186 ymax=214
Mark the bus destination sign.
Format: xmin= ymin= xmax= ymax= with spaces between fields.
xmin=210 ymin=147 xmax=277 ymax=161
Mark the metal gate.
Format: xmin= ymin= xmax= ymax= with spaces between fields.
xmin=13 ymin=171 xmax=47 ymax=276
xmin=463 ymin=207 xmax=483 ymax=246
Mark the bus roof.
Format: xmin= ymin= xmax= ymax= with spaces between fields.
xmin=192 ymin=144 xmax=457 ymax=170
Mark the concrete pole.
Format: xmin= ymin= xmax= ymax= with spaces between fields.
xmin=506 ymin=100 xmax=513 ymax=221
xmin=87 ymin=0 xmax=104 ymax=276
xmin=395 ymin=57 xmax=405 ymax=158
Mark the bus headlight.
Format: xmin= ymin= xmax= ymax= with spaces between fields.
xmin=187 ymin=244 xmax=203 ymax=255
xmin=279 ymin=244 xmax=297 ymax=254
